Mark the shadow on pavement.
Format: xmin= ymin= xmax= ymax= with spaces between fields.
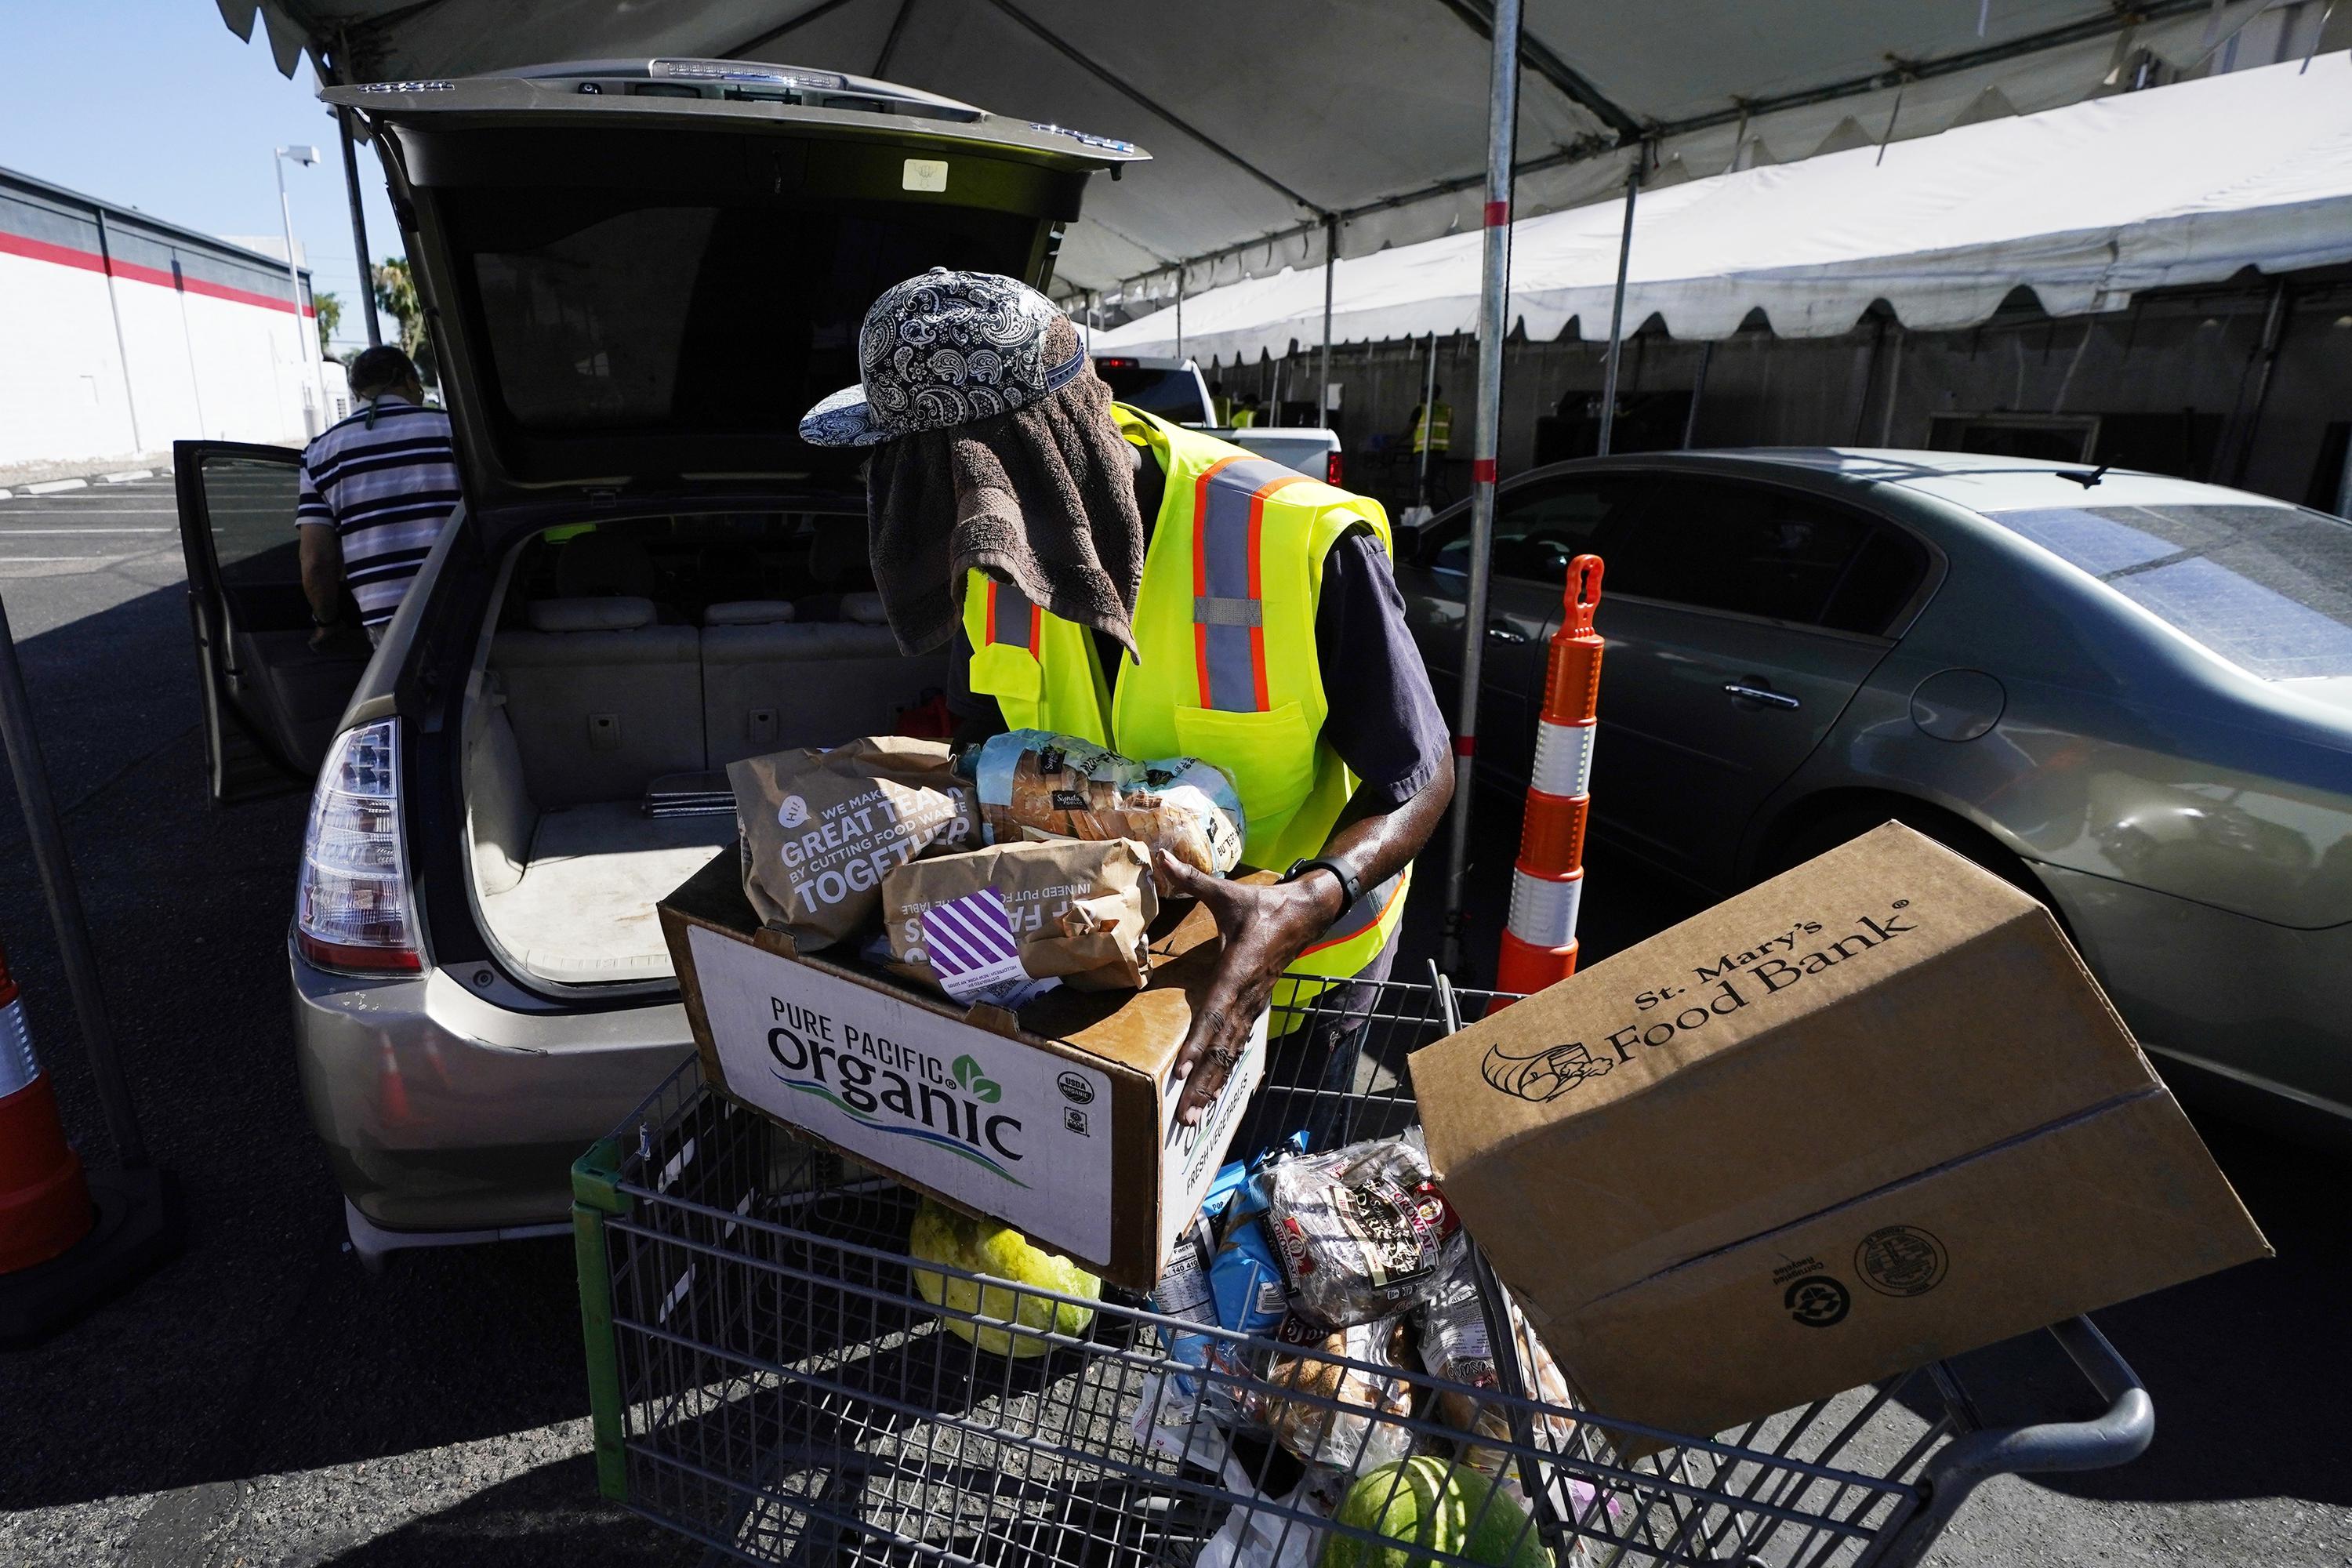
xmin=321 ymin=1455 xmax=682 ymax=1566
xmin=2016 ymin=1114 xmax=2352 ymax=1508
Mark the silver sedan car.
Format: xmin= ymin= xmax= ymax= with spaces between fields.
xmin=1397 ymin=449 xmax=2352 ymax=1145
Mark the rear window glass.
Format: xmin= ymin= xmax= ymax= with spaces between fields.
xmin=1094 ymin=363 xmax=1208 ymax=424
xmin=452 ymin=191 xmax=1036 ymax=441
xmin=1989 ymin=504 xmax=2352 ymax=681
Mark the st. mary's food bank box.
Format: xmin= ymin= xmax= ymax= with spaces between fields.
xmin=1413 ymin=823 xmax=2268 ymax=1439
xmin=659 ymin=851 xmax=1265 ymax=1290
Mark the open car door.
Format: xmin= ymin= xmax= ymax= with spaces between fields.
xmin=174 ymin=441 xmax=371 ymax=804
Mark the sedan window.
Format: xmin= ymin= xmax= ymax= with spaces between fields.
xmin=1428 ymin=474 xmax=1657 ymax=580
xmin=1600 ymin=477 xmax=1919 ymax=632
xmin=1990 ymin=503 xmax=2352 ymax=681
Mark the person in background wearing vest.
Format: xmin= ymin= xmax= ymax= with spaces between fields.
xmin=802 ymin=270 xmax=1454 ymax=1125
xmin=1230 ymin=391 xmax=1262 ymax=429
xmin=1208 ymin=379 xmax=1233 ymax=427
xmin=1408 ymin=387 xmax=1452 ymax=457
xmin=296 ymin=346 xmax=462 ymax=648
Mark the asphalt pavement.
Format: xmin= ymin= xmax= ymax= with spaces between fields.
xmin=0 ymin=479 xmax=2347 ymax=1566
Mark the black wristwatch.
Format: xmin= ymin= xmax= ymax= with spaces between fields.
xmin=1282 ymin=856 xmax=1361 ymax=916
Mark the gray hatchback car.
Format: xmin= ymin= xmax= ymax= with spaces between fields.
xmin=1398 ymin=448 xmax=2352 ymax=1146
xmin=172 ymin=60 xmax=1142 ymax=1261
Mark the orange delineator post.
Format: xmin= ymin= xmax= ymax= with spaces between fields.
xmin=1491 ymin=554 xmax=1604 ymax=1009
xmin=0 ymin=940 xmax=94 ymax=1275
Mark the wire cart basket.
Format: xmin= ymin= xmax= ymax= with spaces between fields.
xmin=574 ymin=972 xmax=2152 ymax=1568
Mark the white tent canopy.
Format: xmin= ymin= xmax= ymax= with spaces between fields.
xmin=216 ymin=0 xmax=2346 ymax=294
xmin=1094 ymin=53 xmax=2352 ymax=361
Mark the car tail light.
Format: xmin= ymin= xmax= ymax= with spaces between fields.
xmin=1326 ymin=451 xmax=1345 ymax=485
xmin=1096 ymin=356 xmax=1138 ymax=370
xmin=296 ymin=720 xmax=423 ymax=974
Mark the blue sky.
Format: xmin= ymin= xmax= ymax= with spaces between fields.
xmin=1 ymin=2 xmax=403 ymax=358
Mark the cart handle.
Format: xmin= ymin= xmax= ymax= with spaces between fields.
xmin=1863 ymin=1317 xmax=2151 ymax=1568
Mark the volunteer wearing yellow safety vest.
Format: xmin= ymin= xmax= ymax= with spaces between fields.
xmin=803 ymin=270 xmax=1454 ymax=1126
xmin=1409 ymin=389 xmax=1452 ymax=455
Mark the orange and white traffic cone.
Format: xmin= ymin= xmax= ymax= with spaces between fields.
xmin=1491 ymin=554 xmax=1604 ymax=1011
xmin=0 ymin=940 xmax=94 ymax=1275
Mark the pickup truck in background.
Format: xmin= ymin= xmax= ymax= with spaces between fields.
xmin=1092 ymin=354 xmax=1344 ymax=485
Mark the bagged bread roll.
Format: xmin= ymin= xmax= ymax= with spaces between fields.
xmin=883 ymin=838 xmax=1158 ymax=1001
xmin=1254 ymin=1315 xmax=1414 ymax=1471
xmin=965 ymin=730 xmax=1245 ymax=877
xmin=731 ymin=736 xmax=980 ymax=949
xmin=1263 ymin=1129 xmax=1460 ymax=1330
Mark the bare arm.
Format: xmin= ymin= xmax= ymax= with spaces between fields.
xmin=1156 ymin=749 xmax=1454 ymax=1124
xmin=298 ymin=523 xmax=344 ymax=644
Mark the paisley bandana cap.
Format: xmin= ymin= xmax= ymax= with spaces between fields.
xmin=800 ymin=268 xmax=1088 ymax=447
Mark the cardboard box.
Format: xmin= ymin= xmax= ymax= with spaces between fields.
xmin=660 ymin=851 xmax=1266 ymax=1290
xmin=1411 ymin=823 xmax=2269 ymax=1439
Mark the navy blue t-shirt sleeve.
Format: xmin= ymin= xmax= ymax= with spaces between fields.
xmin=1313 ymin=526 xmax=1450 ymax=810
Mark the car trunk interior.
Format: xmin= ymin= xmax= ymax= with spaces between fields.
xmin=463 ymin=513 xmax=949 ymax=985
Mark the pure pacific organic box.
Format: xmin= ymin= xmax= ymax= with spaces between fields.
xmin=1411 ymin=823 xmax=2269 ymax=1439
xmin=659 ymin=851 xmax=1266 ymax=1290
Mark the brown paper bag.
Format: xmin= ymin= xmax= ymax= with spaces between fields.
xmin=731 ymin=736 xmax=980 ymax=949
xmin=882 ymin=838 xmax=1158 ymax=999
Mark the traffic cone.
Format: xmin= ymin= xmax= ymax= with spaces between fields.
xmin=0 ymin=941 xmax=95 ymax=1273
xmin=1490 ymin=554 xmax=1605 ymax=1011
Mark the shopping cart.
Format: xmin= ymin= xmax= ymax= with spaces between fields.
xmin=573 ymin=973 xmax=2151 ymax=1568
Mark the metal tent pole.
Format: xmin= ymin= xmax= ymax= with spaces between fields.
xmin=1174 ymin=269 xmax=1184 ymax=361
xmin=1682 ymin=339 xmax=1713 ymax=448
xmin=1417 ymin=332 xmax=1439 ymax=506
xmin=1595 ymin=160 xmax=1640 ymax=457
xmin=1319 ymin=215 xmax=1338 ymax=426
xmin=1437 ymin=0 xmax=1522 ymax=978
xmin=339 ymin=108 xmax=383 ymax=349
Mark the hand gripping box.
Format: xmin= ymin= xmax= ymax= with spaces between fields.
xmin=1411 ymin=824 xmax=2269 ymax=1439
xmin=659 ymin=851 xmax=1265 ymax=1291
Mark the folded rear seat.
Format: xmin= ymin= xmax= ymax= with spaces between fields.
xmin=489 ymin=596 xmax=702 ymax=808
xmin=702 ymin=601 xmax=946 ymax=766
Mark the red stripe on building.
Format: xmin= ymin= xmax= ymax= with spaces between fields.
xmin=0 ymin=229 xmax=107 ymax=277
xmin=0 ymin=229 xmax=314 ymax=315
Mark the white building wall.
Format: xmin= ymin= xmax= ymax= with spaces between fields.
xmin=0 ymin=249 xmax=142 ymax=466
xmin=2 ymin=169 xmax=319 ymax=470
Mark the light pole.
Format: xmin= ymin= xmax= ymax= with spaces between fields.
xmin=274 ymin=144 xmax=325 ymax=436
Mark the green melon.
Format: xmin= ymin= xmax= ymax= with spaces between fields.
xmin=906 ymin=1196 xmax=1100 ymax=1359
xmin=1322 ymin=1457 xmax=1552 ymax=1568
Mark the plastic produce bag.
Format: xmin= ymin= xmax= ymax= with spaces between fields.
xmin=965 ymin=729 xmax=1245 ymax=876
xmin=1194 ymin=1454 xmax=1335 ymax=1568
xmin=1417 ymin=1258 xmax=1611 ymax=1537
xmin=1263 ymin=1129 xmax=1460 ymax=1329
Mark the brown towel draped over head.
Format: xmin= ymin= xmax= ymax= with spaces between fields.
xmin=866 ymin=321 xmax=1145 ymax=659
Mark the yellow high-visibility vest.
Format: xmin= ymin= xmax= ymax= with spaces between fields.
xmin=1411 ymin=402 xmax=1452 ymax=455
xmin=960 ymin=406 xmax=1410 ymax=992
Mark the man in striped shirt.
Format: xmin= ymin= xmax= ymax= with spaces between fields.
xmin=296 ymin=347 xmax=463 ymax=648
